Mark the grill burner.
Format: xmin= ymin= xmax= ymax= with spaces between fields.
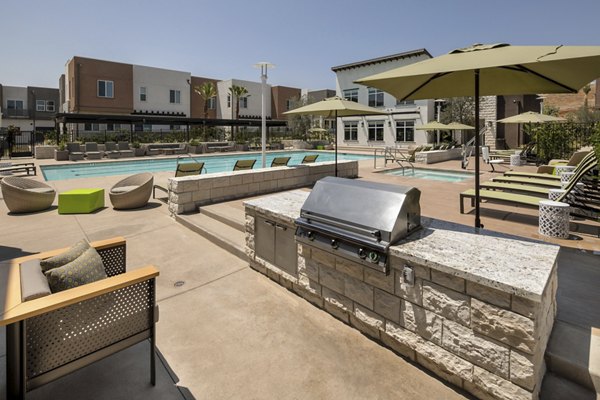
xmin=295 ymin=177 xmax=421 ymax=274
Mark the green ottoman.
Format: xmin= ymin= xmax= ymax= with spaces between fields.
xmin=58 ymin=188 xmax=105 ymax=214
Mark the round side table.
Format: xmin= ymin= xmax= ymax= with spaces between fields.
xmin=561 ymin=172 xmax=575 ymax=189
xmin=510 ymin=154 xmax=522 ymax=167
xmin=554 ymin=165 xmax=575 ymax=176
xmin=539 ymin=200 xmax=570 ymax=239
xmin=548 ymin=189 xmax=567 ymax=201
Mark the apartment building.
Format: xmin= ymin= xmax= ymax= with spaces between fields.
xmin=0 ymin=84 xmax=59 ymax=131
xmin=271 ymin=85 xmax=301 ymax=120
xmin=216 ymin=79 xmax=270 ymax=120
xmin=332 ymin=49 xmax=434 ymax=148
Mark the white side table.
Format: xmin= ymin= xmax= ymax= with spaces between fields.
xmin=539 ymin=200 xmax=570 ymax=239
xmin=510 ymin=154 xmax=522 ymax=167
xmin=554 ymin=165 xmax=576 ymax=176
xmin=548 ymin=189 xmax=567 ymax=201
xmin=561 ymin=172 xmax=575 ymax=189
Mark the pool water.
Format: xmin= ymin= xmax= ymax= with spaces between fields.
xmin=41 ymin=151 xmax=373 ymax=181
xmin=383 ymin=168 xmax=473 ymax=182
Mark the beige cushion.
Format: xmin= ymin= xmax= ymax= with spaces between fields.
xmin=40 ymin=239 xmax=90 ymax=272
xmin=20 ymin=258 xmax=51 ymax=301
xmin=111 ymin=185 xmax=140 ymax=194
xmin=45 ymin=247 xmax=107 ymax=293
xmin=26 ymin=187 xmax=55 ymax=194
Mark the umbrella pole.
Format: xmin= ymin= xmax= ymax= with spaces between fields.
xmin=474 ymin=69 xmax=482 ymax=229
xmin=335 ymin=110 xmax=338 ymax=177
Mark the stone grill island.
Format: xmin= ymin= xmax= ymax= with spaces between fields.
xmin=244 ymin=190 xmax=559 ymax=400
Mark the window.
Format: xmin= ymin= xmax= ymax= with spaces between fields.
xmin=396 ymin=120 xmax=415 ymax=142
xmin=36 ymin=100 xmax=46 ymax=111
xmin=368 ymin=121 xmax=384 ymax=141
xmin=207 ymin=96 xmax=216 ymax=110
xmin=368 ymin=88 xmax=384 ymax=107
xmin=45 ymin=100 xmax=55 ymax=112
xmin=84 ymin=123 xmax=100 ymax=131
xmin=396 ymin=99 xmax=415 ymax=106
xmin=7 ymin=100 xmax=24 ymax=109
xmin=169 ymin=89 xmax=181 ymax=104
xmin=344 ymin=122 xmax=359 ymax=141
xmin=286 ymin=99 xmax=293 ymax=110
xmin=140 ymin=87 xmax=147 ymax=102
xmin=240 ymin=96 xmax=248 ymax=109
xmin=227 ymin=94 xmax=231 ymax=108
xmin=106 ymin=123 xmax=120 ymax=131
xmin=98 ymin=80 xmax=114 ymax=98
xmin=170 ymin=124 xmax=182 ymax=130
xmin=343 ymin=88 xmax=359 ymax=102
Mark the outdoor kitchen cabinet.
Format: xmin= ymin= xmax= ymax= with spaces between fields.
xmin=255 ymin=215 xmax=297 ymax=276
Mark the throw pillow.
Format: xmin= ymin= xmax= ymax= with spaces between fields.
xmin=45 ymin=246 xmax=107 ymax=293
xmin=40 ymin=239 xmax=90 ymax=272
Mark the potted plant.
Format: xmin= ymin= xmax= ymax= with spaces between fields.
xmin=54 ymin=141 xmax=69 ymax=161
xmin=188 ymin=138 xmax=202 ymax=154
xmin=132 ymin=141 xmax=145 ymax=156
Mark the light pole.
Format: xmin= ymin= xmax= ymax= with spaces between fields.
xmin=434 ymin=99 xmax=445 ymax=144
xmin=254 ymin=62 xmax=274 ymax=168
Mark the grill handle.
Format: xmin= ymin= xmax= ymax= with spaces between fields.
xmin=301 ymin=212 xmax=382 ymax=240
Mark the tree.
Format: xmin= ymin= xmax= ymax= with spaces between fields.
xmin=228 ymin=85 xmax=249 ymax=141
xmin=194 ymin=82 xmax=217 ymax=119
xmin=439 ymin=97 xmax=475 ymax=126
xmin=286 ymin=94 xmax=316 ymax=139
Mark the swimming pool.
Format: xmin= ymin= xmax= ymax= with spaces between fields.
xmin=383 ymin=168 xmax=474 ymax=182
xmin=41 ymin=151 xmax=373 ymax=181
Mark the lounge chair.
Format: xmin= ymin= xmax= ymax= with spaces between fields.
xmin=152 ymin=159 xmax=205 ymax=200
xmin=460 ymin=152 xmax=598 ymax=215
xmin=408 ymin=146 xmax=423 ymax=162
xmin=117 ymin=142 xmax=134 ymax=158
xmin=1 ymin=176 xmax=56 ymax=213
xmin=491 ymin=176 xmax=562 ymax=188
xmin=504 ymin=151 xmax=596 ymax=182
xmin=0 ymin=162 xmax=36 ymax=177
xmin=536 ymin=150 xmax=591 ymax=174
xmin=84 ymin=142 xmax=102 ymax=160
xmin=104 ymin=142 xmax=121 ymax=159
xmin=301 ymin=154 xmax=319 ymax=164
xmin=109 ymin=172 xmax=154 ymax=209
xmin=482 ymin=146 xmax=505 ymax=172
xmin=480 ymin=181 xmax=550 ymax=197
xmin=66 ymin=143 xmax=84 ymax=161
xmin=233 ymin=159 xmax=257 ymax=171
xmin=2 ymin=237 xmax=159 ymax=398
xmin=271 ymin=157 xmax=291 ymax=167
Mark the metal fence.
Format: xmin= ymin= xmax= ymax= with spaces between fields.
xmin=535 ymin=122 xmax=598 ymax=163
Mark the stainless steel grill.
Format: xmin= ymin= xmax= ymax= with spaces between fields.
xmin=295 ymin=177 xmax=421 ymax=274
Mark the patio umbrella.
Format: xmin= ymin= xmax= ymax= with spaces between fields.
xmin=447 ymin=122 xmax=475 ymax=144
xmin=497 ymin=111 xmax=566 ymax=147
xmin=356 ymin=43 xmax=600 ymax=228
xmin=284 ymin=96 xmax=387 ymax=176
xmin=415 ymin=121 xmax=450 ymax=145
xmin=308 ymin=127 xmax=328 ymax=140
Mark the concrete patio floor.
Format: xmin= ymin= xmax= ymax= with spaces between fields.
xmin=1 ymin=152 xmax=598 ymax=399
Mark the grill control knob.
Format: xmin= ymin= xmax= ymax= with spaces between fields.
xmin=368 ymin=251 xmax=380 ymax=264
xmin=330 ymin=239 xmax=339 ymax=249
xmin=307 ymin=231 xmax=315 ymax=241
xmin=358 ymin=248 xmax=367 ymax=259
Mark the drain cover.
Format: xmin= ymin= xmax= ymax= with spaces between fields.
xmin=174 ymin=280 xmax=185 ymax=287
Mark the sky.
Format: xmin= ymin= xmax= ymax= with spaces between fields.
xmin=3 ymin=0 xmax=600 ymax=91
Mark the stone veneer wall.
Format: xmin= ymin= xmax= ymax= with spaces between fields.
xmin=167 ymin=160 xmax=358 ymax=215
xmin=480 ymin=96 xmax=498 ymax=149
xmin=245 ymin=211 xmax=557 ymax=400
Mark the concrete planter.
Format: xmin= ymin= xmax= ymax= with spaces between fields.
xmin=54 ymin=149 xmax=69 ymax=161
xmin=35 ymin=145 xmax=58 ymax=159
xmin=188 ymin=145 xmax=203 ymax=154
xmin=133 ymin=148 xmax=145 ymax=156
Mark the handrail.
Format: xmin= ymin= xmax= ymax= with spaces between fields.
xmin=461 ymin=127 xmax=487 ymax=169
xmin=382 ymin=146 xmax=414 ymax=175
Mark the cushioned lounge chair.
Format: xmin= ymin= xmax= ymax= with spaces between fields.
xmin=66 ymin=143 xmax=84 ymax=161
xmin=84 ymin=142 xmax=102 ymax=159
xmin=109 ymin=172 xmax=154 ymax=209
xmin=1 ymin=176 xmax=56 ymax=213
xmin=301 ymin=154 xmax=319 ymax=164
xmin=271 ymin=157 xmax=291 ymax=167
xmin=536 ymin=150 xmax=591 ymax=174
xmin=1 ymin=237 xmax=159 ymax=399
xmin=505 ymin=151 xmax=592 ymax=179
xmin=233 ymin=159 xmax=256 ymax=171
xmin=491 ymin=176 xmax=563 ymax=188
xmin=104 ymin=142 xmax=121 ymax=159
xmin=461 ymin=152 xmax=598 ymax=215
xmin=152 ymin=160 xmax=205 ymax=200
xmin=480 ymin=181 xmax=550 ymax=197
xmin=117 ymin=142 xmax=134 ymax=158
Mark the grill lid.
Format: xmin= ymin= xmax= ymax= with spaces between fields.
xmin=300 ymin=177 xmax=421 ymax=244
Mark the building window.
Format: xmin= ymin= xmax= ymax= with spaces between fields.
xmin=207 ymin=96 xmax=216 ymax=110
xmin=84 ymin=123 xmax=100 ymax=131
xmin=368 ymin=121 xmax=384 ymax=141
xmin=169 ymin=89 xmax=181 ymax=104
xmin=286 ymin=99 xmax=293 ymax=110
xmin=396 ymin=120 xmax=415 ymax=142
xmin=343 ymin=88 xmax=359 ymax=102
xmin=7 ymin=100 xmax=24 ymax=109
xmin=227 ymin=94 xmax=231 ymax=108
xmin=45 ymin=100 xmax=55 ymax=112
xmin=344 ymin=122 xmax=358 ymax=141
xmin=106 ymin=123 xmax=120 ymax=131
xmin=140 ymin=87 xmax=147 ymax=102
xmin=36 ymin=100 xmax=46 ymax=112
xmin=170 ymin=124 xmax=182 ymax=130
xmin=240 ymin=96 xmax=248 ymax=109
xmin=396 ymin=99 xmax=415 ymax=106
xmin=98 ymin=80 xmax=114 ymax=98
xmin=368 ymin=88 xmax=384 ymax=107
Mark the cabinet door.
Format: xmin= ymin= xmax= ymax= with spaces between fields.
xmin=275 ymin=223 xmax=298 ymax=276
xmin=255 ymin=216 xmax=275 ymax=264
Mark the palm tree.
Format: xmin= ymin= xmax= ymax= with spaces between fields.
xmin=194 ymin=82 xmax=217 ymax=119
xmin=228 ymin=85 xmax=249 ymax=141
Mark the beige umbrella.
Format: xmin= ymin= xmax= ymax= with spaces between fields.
xmin=284 ymin=96 xmax=387 ymax=176
xmin=415 ymin=121 xmax=450 ymax=144
xmin=447 ymin=122 xmax=475 ymax=144
xmin=497 ymin=111 xmax=566 ymax=148
xmin=308 ymin=127 xmax=328 ymax=140
xmin=356 ymin=43 xmax=600 ymax=228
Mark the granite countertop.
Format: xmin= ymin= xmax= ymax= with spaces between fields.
xmin=244 ymin=191 xmax=559 ymax=302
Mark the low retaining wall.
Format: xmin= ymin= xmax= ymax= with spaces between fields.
xmin=34 ymin=145 xmax=57 ymax=159
xmin=167 ymin=160 xmax=358 ymax=215
xmin=415 ymin=148 xmax=462 ymax=164
xmin=244 ymin=191 xmax=559 ymax=400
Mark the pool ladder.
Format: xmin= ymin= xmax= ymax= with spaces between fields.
xmin=374 ymin=147 xmax=414 ymax=175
